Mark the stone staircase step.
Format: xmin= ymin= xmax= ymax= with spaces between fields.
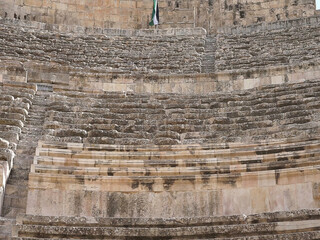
xmin=2 ymin=92 xmax=47 ymax=220
xmin=12 ymin=210 xmax=320 ymax=239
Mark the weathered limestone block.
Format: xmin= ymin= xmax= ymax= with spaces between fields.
xmin=0 ymin=112 xmax=25 ymax=122
xmin=87 ymin=130 xmax=119 ymax=138
xmin=0 ymin=106 xmax=28 ymax=116
xmin=54 ymin=129 xmax=87 ymax=138
xmin=0 ymin=125 xmax=21 ymax=135
xmin=0 ymin=148 xmax=14 ymax=168
xmin=0 ymin=118 xmax=23 ymax=128
xmin=0 ymin=95 xmax=14 ymax=102
xmin=0 ymin=138 xmax=9 ymax=149
xmin=154 ymin=137 xmax=180 ymax=145
xmin=0 ymin=132 xmax=19 ymax=144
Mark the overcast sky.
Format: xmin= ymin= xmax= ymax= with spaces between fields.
xmin=317 ymin=0 xmax=320 ymax=10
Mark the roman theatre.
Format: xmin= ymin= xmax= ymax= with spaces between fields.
xmin=1 ymin=0 xmax=320 ymax=238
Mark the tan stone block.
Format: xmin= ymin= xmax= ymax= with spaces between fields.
xmin=258 ymin=172 xmax=276 ymax=187
xmin=287 ymin=72 xmax=306 ymax=84
xmin=276 ymin=171 xmax=289 ymax=185
xmin=23 ymin=0 xmax=43 ymax=8
xmin=26 ymin=190 xmax=42 ymax=215
xmin=241 ymin=173 xmax=258 ymax=188
xmin=271 ymin=75 xmax=285 ymax=85
xmin=222 ymin=188 xmax=252 ymax=215
xmin=244 ymin=78 xmax=260 ymax=90
xmin=312 ymin=182 xmax=320 ymax=200
xmin=296 ymin=183 xmax=316 ymax=209
xmin=42 ymin=0 xmax=52 ymax=8
xmin=15 ymin=76 xmax=26 ymax=83
xmin=283 ymin=185 xmax=297 ymax=210
xmin=120 ymin=0 xmax=135 ymax=9
xmin=233 ymin=79 xmax=244 ymax=91
xmin=113 ymin=77 xmax=134 ymax=84
xmin=250 ymin=187 xmax=270 ymax=213
xmin=76 ymin=4 xmax=86 ymax=11
xmin=303 ymin=70 xmax=320 ymax=81
xmin=305 ymin=170 xmax=320 ymax=183
xmin=268 ymin=186 xmax=285 ymax=212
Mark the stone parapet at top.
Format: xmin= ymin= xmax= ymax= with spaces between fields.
xmin=0 ymin=18 xmax=206 ymax=36
xmin=218 ymin=15 xmax=320 ymax=35
xmin=2 ymin=15 xmax=320 ymax=37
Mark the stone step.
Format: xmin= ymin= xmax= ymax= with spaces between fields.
xmin=38 ymin=136 xmax=320 ymax=151
xmin=3 ymin=184 xmax=28 ymax=198
xmin=47 ymin=88 xmax=320 ymax=107
xmin=7 ymin=168 xmax=30 ymax=181
xmin=3 ymin=208 xmax=26 ymax=219
xmin=2 ymin=91 xmax=46 ymax=220
xmin=34 ymin=144 xmax=320 ymax=167
xmin=35 ymin=141 xmax=320 ymax=160
xmin=0 ymin=217 xmax=15 ymax=239
xmin=12 ymin=210 xmax=320 ymax=239
xmin=2 ymin=196 xmax=27 ymax=210
xmin=33 ymin=155 xmax=320 ymax=177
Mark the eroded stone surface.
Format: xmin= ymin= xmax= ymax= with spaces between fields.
xmin=12 ymin=209 xmax=320 ymax=238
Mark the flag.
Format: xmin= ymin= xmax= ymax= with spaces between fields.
xmin=149 ymin=0 xmax=159 ymax=26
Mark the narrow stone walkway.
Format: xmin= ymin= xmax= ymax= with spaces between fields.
xmin=0 ymin=91 xmax=49 ymax=239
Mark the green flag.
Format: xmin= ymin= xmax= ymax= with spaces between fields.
xmin=149 ymin=0 xmax=159 ymax=26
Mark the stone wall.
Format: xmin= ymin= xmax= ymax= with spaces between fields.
xmin=0 ymin=0 xmax=316 ymax=33
xmin=0 ymin=0 xmax=153 ymax=29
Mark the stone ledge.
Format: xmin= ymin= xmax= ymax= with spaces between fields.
xmin=0 ymin=18 xmax=207 ymax=37
xmin=15 ymin=209 xmax=320 ymax=226
xmin=12 ymin=210 xmax=320 ymax=238
xmin=38 ymin=137 xmax=320 ymax=152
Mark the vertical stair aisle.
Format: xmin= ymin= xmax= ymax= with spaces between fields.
xmin=0 ymin=90 xmax=49 ymax=239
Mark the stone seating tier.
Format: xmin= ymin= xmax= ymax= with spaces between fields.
xmin=0 ymin=21 xmax=206 ymax=76
xmin=26 ymin=136 xmax=320 ymax=219
xmin=33 ymin=138 xmax=320 ymax=183
xmin=41 ymin=80 xmax=320 ymax=145
xmin=1 ymin=17 xmax=320 ymax=79
xmin=13 ymin=209 xmax=320 ymax=239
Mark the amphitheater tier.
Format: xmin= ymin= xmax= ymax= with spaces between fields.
xmin=12 ymin=209 xmax=320 ymax=239
xmin=2 ymin=16 xmax=320 ymax=94
xmin=0 ymin=79 xmax=314 ymax=238
xmin=0 ymin=6 xmax=320 ymax=239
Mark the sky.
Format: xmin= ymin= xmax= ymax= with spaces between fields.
xmin=317 ymin=0 xmax=320 ymax=10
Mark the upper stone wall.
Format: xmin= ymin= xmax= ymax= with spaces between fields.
xmin=0 ymin=0 xmax=316 ymax=33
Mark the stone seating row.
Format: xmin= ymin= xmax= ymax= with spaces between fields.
xmin=49 ymin=79 xmax=320 ymax=108
xmin=14 ymin=195 xmax=320 ymax=239
xmin=25 ymin=137 xmax=320 ymax=218
xmin=0 ymin=21 xmax=205 ymax=75
xmin=0 ymin=82 xmax=36 ymax=215
xmin=32 ymin=138 xmax=320 ymax=186
xmin=40 ymin=80 xmax=320 ymax=145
